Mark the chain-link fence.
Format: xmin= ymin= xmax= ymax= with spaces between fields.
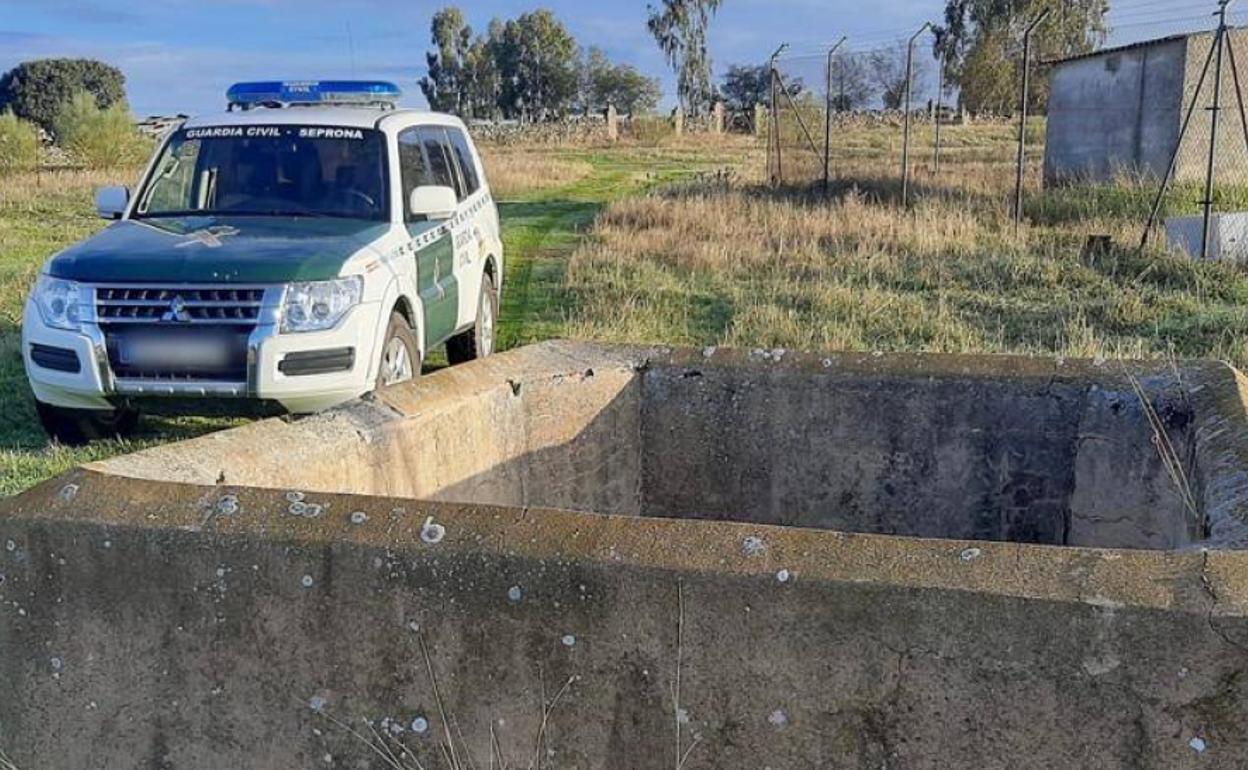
xmin=768 ymin=28 xmax=1045 ymax=218
xmin=767 ymin=8 xmax=1248 ymax=256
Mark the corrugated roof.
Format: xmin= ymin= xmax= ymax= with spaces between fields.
xmin=1046 ymin=30 xmax=1212 ymax=66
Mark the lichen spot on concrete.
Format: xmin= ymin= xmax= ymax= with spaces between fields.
xmin=960 ymin=547 xmax=983 ymax=562
xmin=420 ymin=516 xmax=446 ymax=544
xmin=350 ymin=511 xmax=368 ymax=525
xmin=301 ymin=575 xmax=314 ymax=589
xmin=507 ymin=585 xmax=523 ymax=602
xmin=561 ymin=634 xmax=576 ymax=647
xmin=768 ymin=709 xmax=788 ymax=728
xmin=58 ymin=483 xmax=79 ymax=502
xmin=286 ymin=491 xmax=305 ymax=504
xmin=215 ymin=495 xmax=239 ymax=516
xmin=411 ymin=716 xmax=429 ymax=734
xmin=742 ymin=536 xmax=766 ymax=557
xmin=1190 ymin=737 xmax=1208 ymax=753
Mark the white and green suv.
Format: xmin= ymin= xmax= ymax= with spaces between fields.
xmin=22 ymin=81 xmax=503 ymax=443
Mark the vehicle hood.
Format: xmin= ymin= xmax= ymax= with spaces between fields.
xmin=46 ymin=216 xmax=391 ymax=284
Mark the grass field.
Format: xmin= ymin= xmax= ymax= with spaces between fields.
xmin=3 ymin=127 xmax=1248 ymax=497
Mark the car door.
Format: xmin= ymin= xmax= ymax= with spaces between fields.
xmin=398 ymin=126 xmax=459 ymax=349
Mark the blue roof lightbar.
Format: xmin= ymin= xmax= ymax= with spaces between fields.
xmin=226 ymin=80 xmax=402 ymax=110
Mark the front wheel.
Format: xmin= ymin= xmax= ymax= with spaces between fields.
xmin=447 ymin=273 xmax=498 ymax=365
xmin=35 ymin=400 xmax=140 ymax=446
xmin=375 ymin=311 xmax=421 ymax=390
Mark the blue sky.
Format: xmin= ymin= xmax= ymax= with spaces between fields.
xmin=0 ymin=0 xmax=939 ymax=116
xmin=0 ymin=0 xmax=1236 ymax=116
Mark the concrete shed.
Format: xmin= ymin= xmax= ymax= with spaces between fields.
xmin=1044 ymin=28 xmax=1248 ymax=184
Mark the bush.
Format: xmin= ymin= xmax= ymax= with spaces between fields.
xmin=53 ymin=92 xmax=150 ymax=169
xmin=0 ymin=59 xmax=126 ymax=137
xmin=0 ymin=111 xmax=39 ymax=173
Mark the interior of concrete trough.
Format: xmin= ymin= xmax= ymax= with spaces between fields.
xmin=88 ymin=341 xmax=1248 ymax=551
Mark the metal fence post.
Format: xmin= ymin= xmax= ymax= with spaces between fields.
xmin=769 ymin=43 xmax=787 ymax=187
xmin=902 ymin=22 xmax=933 ymax=208
xmin=1014 ymin=9 xmax=1050 ymax=234
xmin=934 ymin=54 xmax=945 ymax=174
xmin=823 ymin=37 xmax=847 ymax=194
xmin=1201 ymin=0 xmax=1232 ymax=259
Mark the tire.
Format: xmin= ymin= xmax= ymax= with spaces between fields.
xmin=375 ymin=311 xmax=421 ymax=390
xmin=447 ymin=272 xmax=498 ymax=365
xmin=35 ymin=400 xmax=140 ymax=446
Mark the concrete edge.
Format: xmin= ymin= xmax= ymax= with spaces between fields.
xmin=2 ymin=467 xmax=1238 ymax=618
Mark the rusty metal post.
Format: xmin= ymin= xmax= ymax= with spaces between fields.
xmin=1013 ymin=9 xmax=1050 ymax=234
xmin=902 ymin=22 xmax=933 ymax=208
xmin=823 ymin=37 xmax=847 ymax=194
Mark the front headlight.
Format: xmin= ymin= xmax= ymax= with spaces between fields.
xmin=281 ymin=276 xmax=363 ymax=333
xmin=33 ymin=276 xmax=83 ymax=331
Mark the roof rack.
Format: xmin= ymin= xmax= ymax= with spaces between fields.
xmin=226 ymin=80 xmax=402 ymax=111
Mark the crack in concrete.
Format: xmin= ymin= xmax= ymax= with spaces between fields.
xmin=1199 ymin=549 xmax=1248 ymax=655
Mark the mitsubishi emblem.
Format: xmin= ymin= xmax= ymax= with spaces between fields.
xmin=161 ymin=295 xmax=192 ymax=323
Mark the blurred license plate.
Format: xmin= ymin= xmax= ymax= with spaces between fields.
xmin=119 ymin=333 xmax=232 ymax=368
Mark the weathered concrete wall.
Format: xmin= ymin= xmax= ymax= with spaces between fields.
xmin=88 ymin=342 xmax=1243 ymax=551
xmin=1046 ymin=30 xmax=1248 ymax=185
xmin=4 ymin=474 xmax=1248 ymax=769
xmin=1045 ymin=38 xmax=1186 ymax=183
xmin=8 ymin=342 xmax=1248 ymax=767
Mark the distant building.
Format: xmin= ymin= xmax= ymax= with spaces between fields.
xmin=135 ymin=115 xmax=187 ymax=139
xmin=1044 ymin=29 xmax=1248 ymax=184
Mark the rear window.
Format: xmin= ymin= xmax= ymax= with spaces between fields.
xmin=447 ymin=129 xmax=480 ymax=196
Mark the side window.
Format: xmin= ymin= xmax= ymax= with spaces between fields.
xmin=139 ymin=137 xmax=202 ymax=214
xmin=398 ymin=128 xmax=431 ymax=222
xmin=447 ymin=129 xmax=480 ymax=197
xmin=418 ymin=127 xmax=461 ymax=198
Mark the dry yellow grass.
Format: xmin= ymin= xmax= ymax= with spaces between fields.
xmin=565 ymin=162 xmax=1248 ymax=366
xmin=478 ymin=147 xmax=594 ymax=198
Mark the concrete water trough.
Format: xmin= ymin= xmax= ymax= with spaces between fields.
xmin=4 ymin=340 xmax=1248 ymax=768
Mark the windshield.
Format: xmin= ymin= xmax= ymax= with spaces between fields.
xmin=134 ymin=125 xmax=388 ymax=221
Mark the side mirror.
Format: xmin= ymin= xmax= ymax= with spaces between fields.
xmin=409 ymin=185 xmax=458 ymax=221
xmin=95 ymin=186 xmax=129 ymax=220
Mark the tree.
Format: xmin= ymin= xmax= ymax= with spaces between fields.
xmin=494 ymin=10 xmax=580 ymax=120
xmin=419 ymin=7 xmax=473 ymax=115
xmin=936 ymin=0 xmax=1107 ymax=112
xmin=868 ymin=41 xmax=929 ymax=110
xmin=958 ymin=31 xmax=1016 ymax=114
xmin=647 ymin=0 xmax=723 ymax=117
xmin=721 ymin=64 xmax=769 ymax=111
xmin=579 ymin=47 xmax=661 ymax=115
xmin=829 ymin=52 xmax=873 ymax=111
xmin=0 ymin=58 xmax=126 ymax=136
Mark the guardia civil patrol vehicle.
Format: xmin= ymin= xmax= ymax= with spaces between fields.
xmin=22 ymin=81 xmax=503 ymax=444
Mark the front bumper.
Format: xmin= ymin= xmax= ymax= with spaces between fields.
xmin=22 ymin=287 xmax=383 ymax=414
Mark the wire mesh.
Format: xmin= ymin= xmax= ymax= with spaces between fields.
xmin=767 ymin=10 xmax=1248 ymax=250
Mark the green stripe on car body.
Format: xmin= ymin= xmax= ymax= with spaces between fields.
xmin=414 ymin=231 xmax=458 ymax=349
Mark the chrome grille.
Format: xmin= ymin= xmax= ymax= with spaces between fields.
xmin=95 ymin=286 xmax=265 ymax=325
